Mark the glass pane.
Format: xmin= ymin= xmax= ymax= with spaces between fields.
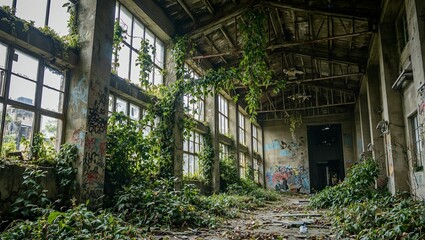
xmin=115 ymin=98 xmax=127 ymax=115
xmin=154 ymin=67 xmax=162 ymax=85
xmin=40 ymin=115 xmax=62 ymax=150
xmin=133 ymin=20 xmax=144 ymax=50
xmin=145 ymin=28 xmax=155 ymax=46
xmin=117 ymin=45 xmax=130 ymax=79
xmin=108 ymin=95 xmax=114 ymax=112
xmin=9 ymin=75 xmax=36 ymax=105
xmin=0 ymin=0 xmax=13 ymax=7
xmin=15 ymin=0 xmax=48 ymax=28
xmin=129 ymin=104 xmax=139 ymax=120
xmin=130 ymin=50 xmax=140 ymax=85
xmin=188 ymin=154 xmax=194 ymax=174
xmin=4 ymin=106 xmax=34 ymax=151
xmin=194 ymin=156 xmax=199 ymax=174
xmin=44 ymin=67 xmax=65 ymax=91
xmin=183 ymin=153 xmax=189 ymax=175
xmin=12 ymin=50 xmax=39 ymax=80
xmin=155 ymin=40 xmax=164 ymax=67
xmin=41 ymin=87 xmax=63 ymax=113
xmin=183 ymin=139 xmax=188 ymax=152
xmin=48 ymin=0 xmax=69 ymax=36
xmin=0 ymin=42 xmax=7 ymax=69
xmin=119 ymin=6 xmax=132 ymax=40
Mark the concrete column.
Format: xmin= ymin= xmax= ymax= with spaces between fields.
xmin=205 ymin=94 xmax=220 ymax=193
xmin=378 ymin=21 xmax=410 ymax=193
xmin=366 ymin=67 xmax=387 ymax=187
xmin=65 ymin=0 xmax=115 ymax=207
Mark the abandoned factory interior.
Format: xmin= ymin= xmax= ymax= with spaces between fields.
xmin=0 ymin=0 xmax=424 ymax=239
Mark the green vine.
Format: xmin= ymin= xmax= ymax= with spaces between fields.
xmin=112 ymin=18 xmax=126 ymax=73
xmin=239 ymin=9 xmax=272 ymax=120
xmin=136 ymin=39 xmax=155 ymax=87
xmin=199 ymin=125 xmax=214 ymax=186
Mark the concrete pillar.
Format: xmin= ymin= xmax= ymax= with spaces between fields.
xmin=366 ymin=67 xmax=387 ymax=187
xmin=205 ymin=94 xmax=220 ymax=193
xmin=65 ymin=0 xmax=115 ymax=207
xmin=378 ymin=21 xmax=410 ymax=193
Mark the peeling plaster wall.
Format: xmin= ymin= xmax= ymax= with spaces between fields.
xmin=406 ymin=0 xmax=425 ymax=200
xmin=263 ymin=122 xmax=309 ymax=193
xmin=262 ymin=116 xmax=355 ymax=193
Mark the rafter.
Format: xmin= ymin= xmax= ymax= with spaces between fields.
xmin=176 ymin=0 xmax=195 ymax=22
xmin=268 ymin=31 xmax=373 ymax=50
xmin=204 ymin=34 xmax=228 ymax=64
xmin=201 ymin=0 xmax=215 ymax=15
xmin=263 ymin=1 xmax=373 ymax=20
xmin=219 ymin=27 xmax=236 ymax=49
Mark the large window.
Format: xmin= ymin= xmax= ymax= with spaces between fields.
xmin=219 ymin=143 xmax=229 ymax=161
xmin=183 ymin=130 xmax=203 ymax=177
xmin=113 ymin=2 xmax=165 ymax=87
xmin=238 ymin=111 xmax=246 ymax=145
xmin=183 ymin=68 xmax=204 ymax=121
xmin=108 ymin=94 xmax=141 ymax=121
xmin=0 ymin=0 xmax=70 ymax=36
xmin=239 ymin=152 xmax=246 ymax=178
xmin=410 ymin=113 xmax=423 ymax=170
xmin=396 ymin=8 xmax=409 ymax=52
xmin=252 ymin=125 xmax=259 ymax=153
xmin=218 ymin=94 xmax=228 ymax=135
xmin=253 ymin=157 xmax=259 ymax=183
xmin=0 ymin=42 xmax=66 ymax=151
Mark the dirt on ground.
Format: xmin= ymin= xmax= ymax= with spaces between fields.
xmin=150 ymin=194 xmax=336 ymax=240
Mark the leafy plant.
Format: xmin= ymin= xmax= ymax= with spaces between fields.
xmin=55 ymin=143 xmax=78 ymax=204
xmin=199 ymin=125 xmax=214 ymax=187
xmin=309 ymin=157 xmax=379 ymax=209
xmin=137 ymin=39 xmax=155 ymax=87
xmin=219 ymin=153 xmax=239 ymax=192
xmin=10 ymin=168 xmax=51 ymax=219
xmin=1 ymin=203 xmax=142 ymax=239
xmin=21 ymin=133 xmax=56 ymax=166
xmin=112 ymin=18 xmax=127 ymax=73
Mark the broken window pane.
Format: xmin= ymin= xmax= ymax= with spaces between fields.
xmin=4 ymin=106 xmax=34 ymax=151
xmin=40 ymin=115 xmax=62 ymax=150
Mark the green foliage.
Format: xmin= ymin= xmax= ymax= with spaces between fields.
xmin=331 ymin=195 xmax=425 ymax=239
xmin=309 ymin=157 xmax=379 ymax=209
xmin=112 ymin=18 xmax=127 ymax=72
xmin=55 ymin=143 xmax=78 ymax=203
xmin=10 ymin=168 xmax=50 ymax=219
xmin=114 ymin=179 xmax=216 ymax=229
xmin=199 ymin=125 xmax=214 ymax=186
xmin=137 ymin=39 xmax=155 ymax=87
xmin=239 ymin=9 xmax=272 ymax=120
xmin=219 ymin=154 xmax=239 ymax=192
xmin=21 ymin=133 xmax=56 ymax=166
xmin=105 ymin=112 xmax=153 ymax=202
xmin=1 ymin=203 xmax=142 ymax=239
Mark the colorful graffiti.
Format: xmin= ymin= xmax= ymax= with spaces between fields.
xmin=265 ymin=137 xmax=306 ymax=163
xmin=266 ymin=165 xmax=310 ymax=193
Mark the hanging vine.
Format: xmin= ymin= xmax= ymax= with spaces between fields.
xmin=199 ymin=125 xmax=214 ymax=186
xmin=137 ymin=39 xmax=155 ymax=87
xmin=112 ymin=19 xmax=126 ymax=73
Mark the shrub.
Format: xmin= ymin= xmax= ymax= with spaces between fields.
xmin=310 ymin=157 xmax=379 ymax=209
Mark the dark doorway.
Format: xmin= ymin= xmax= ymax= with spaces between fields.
xmin=307 ymin=124 xmax=345 ymax=192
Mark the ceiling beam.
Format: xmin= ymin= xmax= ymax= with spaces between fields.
xmin=268 ymin=31 xmax=373 ymax=50
xmin=187 ymin=0 xmax=255 ymax=38
xmin=176 ymin=0 xmax=195 ymax=22
xmin=204 ymin=34 xmax=228 ymax=64
xmin=286 ymin=72 xmax=363 ymax=83
xmin=263 ymin=1 xmax=373 ymax=20
xmin=201 ymin=0 xmax=215 ymax=14
xmin=220 ymin=27 xmax=237 ymax=49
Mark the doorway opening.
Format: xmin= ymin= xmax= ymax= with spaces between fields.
xmin=307 ymin=124 xmax=345 ymax=192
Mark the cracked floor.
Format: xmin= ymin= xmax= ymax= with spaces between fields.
xmin=150 ymin=194 xmax=334 ymax=240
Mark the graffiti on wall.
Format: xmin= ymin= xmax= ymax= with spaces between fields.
xmin=266 ymin=165 xmax=310 ymax=193
xmin=69 ymin=77 xmax=88 ymax=119
xmin=265 ymin=137 xmax=306 ymax=163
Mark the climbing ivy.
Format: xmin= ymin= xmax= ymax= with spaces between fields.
xmin=199 ymin=125 xmax=214 ymax=186
xmin=112 ymin=18 xmax=126 ymax=73
xmin=137 ymin=39 xmax=155 ymax=87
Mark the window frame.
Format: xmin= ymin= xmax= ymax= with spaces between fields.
xmin=0 ymin=42 xmax=68 ymax=151
xmin=410 ymin=113 xmax=424 ymax=170
xmin=218 ymin=94 xmax=229 ymax=135
xmin=239 ymin=151 xmax=246 ymax=178
xmin=238 ymin=111 xmax=246 ymax=146
xmin=112 ymin=1 xmax=165 ymax=87
xmin=183 ymin=130 xmax=203 ymax=177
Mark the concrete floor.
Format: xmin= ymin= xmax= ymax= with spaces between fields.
xmin=150 ymin=194 xmax=335 ymax=240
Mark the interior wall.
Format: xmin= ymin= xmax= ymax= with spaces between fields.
xmin=262 ymin=115 xmax=355 ymax=193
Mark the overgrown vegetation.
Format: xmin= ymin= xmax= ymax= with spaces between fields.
xmin=310 ymin=158 xmax=425 ymax=239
